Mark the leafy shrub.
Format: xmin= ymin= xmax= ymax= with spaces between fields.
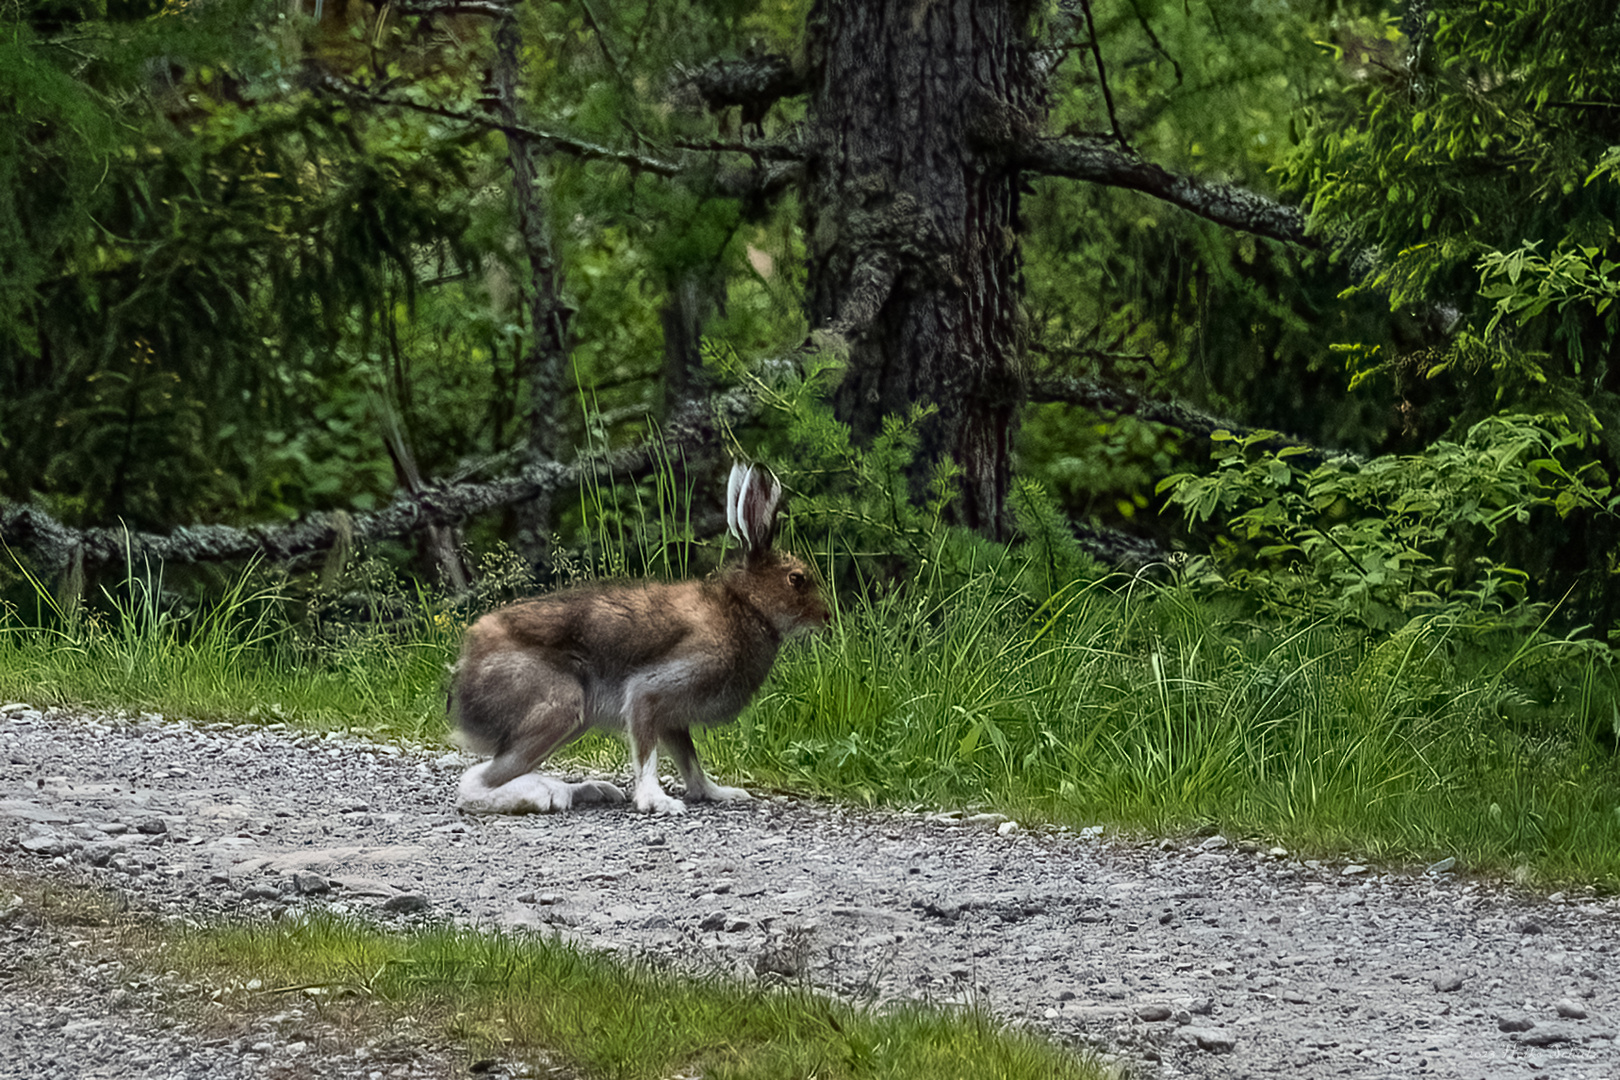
xmin=1158 ymin=413 xmax=1618 ymax=631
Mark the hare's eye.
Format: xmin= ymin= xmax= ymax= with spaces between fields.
xmin=789 ymin=571 xmax=806 ymax=589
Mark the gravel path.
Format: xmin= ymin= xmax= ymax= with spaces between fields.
xmin=2 ymin=703 xmax=1618 ymax=1080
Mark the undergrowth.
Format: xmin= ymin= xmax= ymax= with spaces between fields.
xmin=3 ymin=396 xmax=1620 ymax=889
xmin=2 ymin=531 xmax=1619 ymax=889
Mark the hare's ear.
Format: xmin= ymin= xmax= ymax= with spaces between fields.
xmin=726 ymin=462 xmax=749 ymax=544
xmin=730 ymin=463 xmax=782 ymax=556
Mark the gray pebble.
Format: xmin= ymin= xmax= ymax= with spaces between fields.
xmin=4 ymin=706 xmax=1620 ymax=1080
xmin=380 ymin=892 xmax=430 ymax=913
xmin=1519 ymin=1022 xmax=1578 ymax=1046
xmin=1180 ymin=1026 xmax=1236 ymax=1053
xmin=291 ymin=872 xmax=330 ymax=895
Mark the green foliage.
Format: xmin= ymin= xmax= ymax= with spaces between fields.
xmin=1281 ymin=1 xmax=1620 ymax=624
xmin=1290 ymin=2 xmax=1620 ymax=316
xmin=1286 ymin=1 xmax=1620 ymax=430
xmin=1 ymin=1 xmax=485 ymax=527
xmin=0 ymin=551 xmax=457 ymax=743
xmin=1020 ymin=0 xmax=1403 ymax=532
xmin=1159 ymin=414 xmax=1618 ymax=630
xmin=1018 ymin=406 xmax=1181 ymax=528
xmin=697 ymin=343 xmax=1100 ymax=604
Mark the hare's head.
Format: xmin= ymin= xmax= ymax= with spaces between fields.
xmin=726 ymin=463 xmax=831 ymax=637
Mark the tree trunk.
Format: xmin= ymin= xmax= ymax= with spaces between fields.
xmin=659 ymin=272 xmax=721 ymax=419
xmin=492 ymin=11 xmax=572 ymax=571
xmin=804 ymin=0 xmax=1041 ymax=539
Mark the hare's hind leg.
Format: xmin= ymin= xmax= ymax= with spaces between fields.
xmin=455 ymin=651 xmax=624 ymax=813
xmin=661 ymin=728 xmax=752 ymax=804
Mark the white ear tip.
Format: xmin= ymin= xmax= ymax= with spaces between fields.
xmin=726 ymin=462 xmax=747 ymax=542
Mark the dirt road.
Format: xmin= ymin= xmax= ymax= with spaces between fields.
xmin=2 ymin=705 xmax=1617 ymax=1079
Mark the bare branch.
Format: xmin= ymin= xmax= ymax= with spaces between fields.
xmin=1071 ymin=522 xmax=1171 ymax=571
xmin=713 ymin=158 xmax=807 ymax=204
xmin=1028 ymin=375 xmax=1352 ymax=462
xmin=316 ymin=77 xmax=685 ymax=177
xmin=1019 ymin=135 xmax=1316 ymax=248
xmin=1076 ymin=0 xmax=1128 ymax=150
xmin=667 ymin=133 xmax=805 ymax=160
xmin=0 ymin=391 xmax=758 ymax=578
xmin=394 ymin=0 xmax=516 ymax=16
xmin=317 ymin=77 xmax=805 ymax=207
xmin=824 ymin=253 xmax=898 ymax=338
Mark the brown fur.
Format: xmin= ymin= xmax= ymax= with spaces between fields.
xmin=451 ymin=465 xmax=829 ymax=815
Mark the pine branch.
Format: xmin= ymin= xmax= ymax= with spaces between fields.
xmin=1018 ymin=135 xmax=1316 ymax=248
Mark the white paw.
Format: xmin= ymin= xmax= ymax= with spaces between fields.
xmin=688 ymin=782 xmax=753 ymax=803
xmin=635 ymin=790 xmax=687 ymax=816
xmin=458 ymin=766 xmax=583 ymax=814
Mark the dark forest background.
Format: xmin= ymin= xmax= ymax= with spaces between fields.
xmin=4 ymin=0 xmax=1620 ymax=637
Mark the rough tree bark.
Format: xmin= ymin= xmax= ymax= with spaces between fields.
xmin=803 ymin=0 xmax=1044 ymax=540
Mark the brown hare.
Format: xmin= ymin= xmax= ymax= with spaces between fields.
xmin=451 ymin=462 xmax=830 ymax=815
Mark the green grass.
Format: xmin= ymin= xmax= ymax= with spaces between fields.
xmin=722 ymin=566 xmax=1620 ymax=887
xmin=184 ymin=914 xmax=1100 ymax=1080
xmin=4 ymin=544 xmax=1620 ymax=888
xmin=720 ymin=565 xmax=1620 ymax=886
xmin=4 ymin=874 xmax=1102 ymax=1080
xmin=0 ymin=556 xmax=457 ymax=743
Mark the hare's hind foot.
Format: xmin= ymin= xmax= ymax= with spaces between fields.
xmin=458 ymin=763 xmax=625 ymax=814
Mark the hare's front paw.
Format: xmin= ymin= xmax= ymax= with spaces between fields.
xmin=635 ymin=790 xmax=687 ymax=815
xmin=689 ymin=782 xmax=752 ymax=803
